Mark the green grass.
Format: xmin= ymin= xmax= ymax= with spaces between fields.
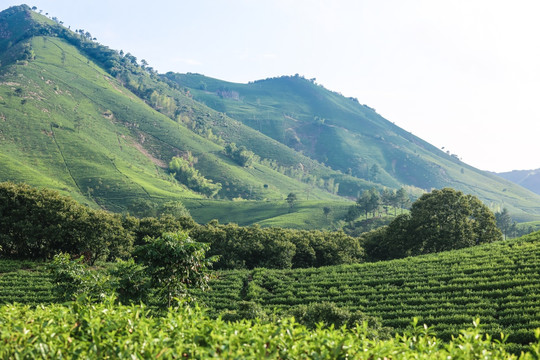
xmin=185 ymin=199 xmax=350 ymax=229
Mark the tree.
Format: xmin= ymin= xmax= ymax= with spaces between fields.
xmin=356 ymin=188 xmax=380 ymax=218
xmin=495 ymin=208 xmax=512 ymax=240
xmin=368 ymin=188 xmax=381 ymax=217
xmin=286 ymin=192 xmax=297 ymax=212
xmin=134 ymin=231 xmax=217 ymax=307
xmin=356 ymin=190 xmax=372 ymax=218
xmin=323 ymin=206 xmax=332 ymax=219
xmin=169 ymin=156 xmax=222 ymax=198
xmin=395 ymin=187 xmax=410 ymax=213
xmin=381 ymin=188 xmax=395 ymax=215
xmin=363 ymin=188 xmax=502 ymax=261
xmin=407 ymin=188 xmax=501 ymax=254
xmin=370 ymin=164 xmax=381 ymax=181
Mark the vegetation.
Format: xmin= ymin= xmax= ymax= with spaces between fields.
xmin=0 ymin=5 xmax=539 ymax=228
xmin=0 ymin=182 xmax=363 ymax=270
xmin=1 ymin=299 xmax=539 ymax=359
xmin=169 ymin=72 xmax=540 ymax=220
xmin=1 ymin=6 xmax=540 ymax=359
xmin=134 ymin=231 xmax=217 ymax=307
xmin=190 ymin=222 xmax=364 ymax=269
xmin=0 ymin=182 xmax=133 ymax=263
xmin=362 ymin=188 xmax=502 ymax=261
xmin=195 ymin=231 xmax=540 ymax=352
xmin=168 ymin=156 xmax=222 ymax=198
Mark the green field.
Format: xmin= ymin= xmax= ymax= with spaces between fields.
xmin=2 ymin=299 xmax=538 ymax=359
xmin=194 ymin=231 xmax=540 ymax=351
xmin=1 ymin=233 xmax=540 ymax=353
xmin=0 ymin=260 xmax=54 ymax=304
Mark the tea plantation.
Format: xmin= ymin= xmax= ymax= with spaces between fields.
xmin=194 ymin=231 xmax=540 ymax=352
xmin=1 ymin=232 xmax=540 ymax=355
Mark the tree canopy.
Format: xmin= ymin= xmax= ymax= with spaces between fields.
xmin=363 ymin=188 xmax=502 ymax=261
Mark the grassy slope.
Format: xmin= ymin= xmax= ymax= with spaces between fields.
xmin=0 ymin=30 xmax=348 ymax=225
xmin=171 ymin=73 xmax=540 ymax=220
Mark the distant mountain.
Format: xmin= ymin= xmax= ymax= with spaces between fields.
xmin=1 ymin=4 xmax=540 ymax=225
xmin=494 ymin=169 xmax=540 ymax=196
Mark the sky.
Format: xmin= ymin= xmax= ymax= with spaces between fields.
xmin=4 ymin=0 xmax=540 ymax=172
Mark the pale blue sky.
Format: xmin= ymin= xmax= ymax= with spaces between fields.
xmin=4 ymin=0 xmax=540 ymax=172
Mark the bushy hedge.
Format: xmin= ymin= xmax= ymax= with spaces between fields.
xmin=190 ymin=222 xmax=365 ymax=269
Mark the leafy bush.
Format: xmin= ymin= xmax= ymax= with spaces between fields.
xmin=362 ymin=188 xmax=502 ymax=261
xmin=48 ymin=253 xmax=111 ymax=302
xmin=134 ymin=231 xmax=218 ymax=307
xmin=223 ymin=142 xmax=257 ymax=167
xmin=190 ymin=222 xmax=364 ymax=269
xmin=288 ymin=302 xmax=391 ymax=338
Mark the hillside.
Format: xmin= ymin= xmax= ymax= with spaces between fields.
xmin=167 ymin=72 xmax=540 ymax=221
xmin=196 ymin=231 xmax=540 ymax=351
xmin=0 ymin=4 xmax=539 ymax=226
xmin=0 ymin=5 xmax=354 ymax=226
xmin=495 ymin=169 xmax=540 ymax=196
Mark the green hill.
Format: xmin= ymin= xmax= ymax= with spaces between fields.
xmin=495 ymin=169 xmax=540 ymax=196
xmin=0 ymin=4 xmax=539 ymax=226
xmin=0 ymin=5 xmax=353 ymax=226
xmin=167 ymin=72 xmax=540 ymax=221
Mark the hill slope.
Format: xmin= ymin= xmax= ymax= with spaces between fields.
xmin=0 ymin=5 xmax=354 ymax=225
xmin=167 ymin=73 xmax=540 ymax=220
xmin=495 ymin=169 xmax=540 ymax=196
xmin=0 ymin=5 xmax=539 ymax=224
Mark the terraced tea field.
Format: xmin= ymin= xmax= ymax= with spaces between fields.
xmin=197 ymin=232 xmax=540 ymax=351
xmin=2 ymin=232 xmax=539 ymax=352
xmin=0 ymin=260 xmax=54 ymax=304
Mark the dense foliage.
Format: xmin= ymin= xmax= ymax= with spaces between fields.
xmin=190 ymin=222 xmax=364 ymax=269
xmin=0 ymin=182 xmax=363 ymax=269
xmin=0 ymin=182 xmax=133 ymax=263
xmin=363 ymin=188 xmax=502 ymax=261
xmin=48 ymin=231 xmax=216 ymax=308
xmin=223 ymin=142 xmax=257 ymax=167
xmin=0 ymin=299 xmax=538 ymax=359
xmin=134 ymin=231 xmax=217 ymax=307
xmin=168 ymin=156 xmax=222 ymax=198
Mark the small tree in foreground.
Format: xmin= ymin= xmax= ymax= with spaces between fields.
xmin=134 ymin=231 xmax=218 ymax=307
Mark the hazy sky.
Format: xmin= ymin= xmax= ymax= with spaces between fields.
xmin=6 ymin=0 xmax=540 ymax=172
